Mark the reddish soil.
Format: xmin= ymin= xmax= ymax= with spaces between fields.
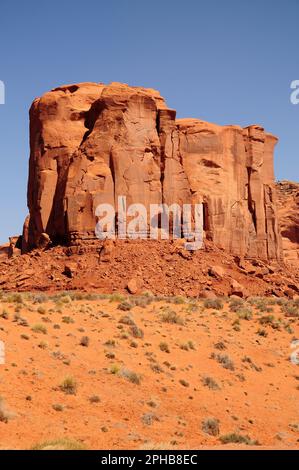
xmin=0 ymin=292 xmax=299 ymax=450
xmin=0 ymin=240 xmax=298 ymax=298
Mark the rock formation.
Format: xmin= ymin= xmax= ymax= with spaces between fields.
xmin=276 ymin=181 xmax=299 ymax=265
xmin=24 ymin=82 xmax=282 ymax=261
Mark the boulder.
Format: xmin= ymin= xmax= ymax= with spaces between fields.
xmin=208 ymin=265 xmax=225 ymax=279
xmin=127 ymin=278 xmax=140 ymax=294
xmin=230 ymin=279 xmax=246 ymax=298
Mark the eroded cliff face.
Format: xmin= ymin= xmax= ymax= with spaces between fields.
xmin=25 ymin=82 xmax=282 ymax=260
xmin=276 ymin=181 xmax=299 ymax=265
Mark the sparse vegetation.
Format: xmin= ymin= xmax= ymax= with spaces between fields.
xmin=160 ymin=308 xmax=184 ymax=325
xmin=59 ymin=376 xmax=77 ymax=395
xmin=211 ymin=352 xmax=235 ymax=371
xmin=159 ymin=342 xmax=170 ymax=353
xmin=32 ymin=438 xmax=86 ymax=450
xmin=80 ymin=336 xmax=90 ymax=347
xmin=202 ymin=376 xmax=220 ymax=390
xmin=204 ymin=299 xmax=223 ymax=310
xmin=202 ymin=418 xmax=220 ymax=436
xmin=219 ymin=433 xmax=259 ymax=445
xmin=31 ymin=324 xmax=47 ymax=334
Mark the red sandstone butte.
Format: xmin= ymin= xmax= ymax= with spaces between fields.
xmin=24 ymin=82 xmax=281 ymax=261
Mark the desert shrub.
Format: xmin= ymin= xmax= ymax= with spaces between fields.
xmin=80 ymin=336 xmax=89 ymax=347
xmin=131 ymin=296 xmax=153 ymax=308
xmin=110 ymin=364 xmax=120 ymax=375
xmin=32 ymin=293 xmax=48 ymax=304
xmin=204 ymin=299 xmax=223 ymax=310
xmin=179 ymin=379 xmax=189 ymax=387
xmin=236 ymin=307 xmax=253 ymax=320
xmin=159 ymin=342 xmax=170 ymax=353
xmin=141 ymin=413 xmax=159 ymax=425
xmin=259 ymin=315 xmax=280 ymax=329
xmin=118 ymin=315 xmax=135 ymax=326
xmin=119 ymin=368 xmax=141 ymax=384
xmin=32 ymin=438 xmax=85 ymax=450
xmin=180 ymin=341 xmax=196 ymax=351
xmin=229 ymin=297 xmax=244 ymax=312
xmin=130 ymin=325 xmax=144 ymax=339
xmin=37 ymin=306 xmax=46 ymax=315
xmin=219 ymin=433 xmax=259 ymax=445
xmin=160 ymin=308 xmax=184 ymax=325
xmin=109 ymin=293 xmax=126 ymax=303
xmin=202 ymin=376 xmax=220 ymax=390
xmin=0 ymin=397 xmax=13 ymax=423
xmin=202 ymin=418 xmax=220 ymax=436
xmin=282 ymin=301 xmax=299 ymax=318
xmin=0 ymin=310 xmax=9 ymax=319
xmin=59 ymin=376 xmax=77 ymax=395
xmin=214 ymin=341 xmax=226 ymax=350
xmin=31 ymin=324 xmax=47 ymax=334
xmin=52 ymin=404 xmax=64 ymax=412
xmin=62 ymin=316 xmax=74 ymax=324
xmin=105 ymin=352 xmax=115 ymax=359
xmin=242 ymin=356 xmax=262 ymax=372
xmin=185 ymin=302 xmax=199 ymax=313
xmin=89 ymin=395 xmax=101 ymax=403
xmin=117 ymin=301 xmax=133 ymax=311
xmin=256 ymin=328 xmax=268 ymax=337
xmin=150 ymin=363 xmax=164 ymax=374
xmin=211 ymin=353 xmax=235 ymax=371
xmin=171 ymin=296 xmax=186 ymax=305
xmin=20 ymin=333 xmax=30 ymax=340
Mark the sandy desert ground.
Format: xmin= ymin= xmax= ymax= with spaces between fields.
xmin=0 ymin=291 xmax=299 ymax=450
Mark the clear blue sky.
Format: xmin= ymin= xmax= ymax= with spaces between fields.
xmin=0 ymin=0 xmax=298 ymax=243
